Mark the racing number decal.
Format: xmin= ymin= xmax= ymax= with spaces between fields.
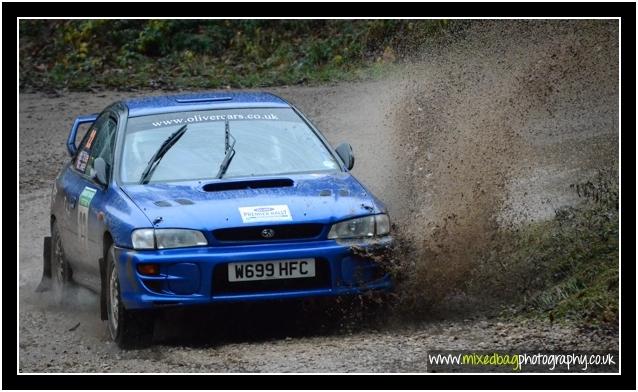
xmin=77 ymin=187 xmax=97 ymax=249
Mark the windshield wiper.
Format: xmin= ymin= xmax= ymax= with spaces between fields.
xmin=139 ymin=124 xmax=188 ymax=184
xmin=216 ymin=118 xmax=236 ymax=179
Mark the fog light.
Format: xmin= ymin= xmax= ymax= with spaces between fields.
xmin=137 ymin=263 xmax=160 ymax=276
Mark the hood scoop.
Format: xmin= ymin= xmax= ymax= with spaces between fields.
xmin=202 ymin=178 xmax=294 ymax=192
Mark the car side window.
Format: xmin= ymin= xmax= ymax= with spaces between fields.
xmin=74 ymin=113 xmax=106 ymax=174
xmin=73 ymin=113 xmax=117 ymax=180
xmin=86 ymin=117 xmax=117 ymax=180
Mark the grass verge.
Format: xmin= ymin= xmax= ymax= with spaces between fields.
xmin=471 ymin=169 xmax=619 ymax=327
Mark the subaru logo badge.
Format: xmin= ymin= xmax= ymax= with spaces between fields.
xmin=261 ymin=228 xmax=275 ymax=238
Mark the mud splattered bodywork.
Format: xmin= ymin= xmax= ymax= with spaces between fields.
xmin=47 ymin=91 xmax=393 ymax=314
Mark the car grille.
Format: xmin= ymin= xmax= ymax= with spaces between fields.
xmin=212 ymin=259 xmax=331 ymax=295
xmin=212 ymin=224 xmax=324 ymax=242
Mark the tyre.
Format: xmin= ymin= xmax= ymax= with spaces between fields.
xmin=105 ymin=245 xmax=154 ymax=349
xmin=51 ymin=222 xmax=71 ymax=304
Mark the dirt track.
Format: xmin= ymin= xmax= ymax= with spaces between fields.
xmin=19 ymin=20 xmax=619 ymax=372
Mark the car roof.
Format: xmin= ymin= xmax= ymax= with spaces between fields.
xmin=123 ymin=91 xmax=291 ymax=117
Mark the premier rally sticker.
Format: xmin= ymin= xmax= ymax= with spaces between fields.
xmin=239 ymin=205 xmax=292 ymax=223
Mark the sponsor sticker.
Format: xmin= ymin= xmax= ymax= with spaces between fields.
xmin=85 ymin=129 xmax=97 ymax=149
xmin=78 ymin=187 xmax=97 ymax=248
xmin=79 ymin=186 xmax=97 ymax=208
xmin=76 ymin=150 xmax=89 ymax=172
xmin=151 ymin=112 xmax=281 ymax=127
xmin=238 ymin=205 xmax=292 ymax=223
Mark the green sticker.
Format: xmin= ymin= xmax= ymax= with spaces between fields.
xmin=79 ymin=187 xmax=97 ymax=208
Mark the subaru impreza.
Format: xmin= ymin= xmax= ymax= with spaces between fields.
xmin=41 ymin=92 xmax=393 ymax=347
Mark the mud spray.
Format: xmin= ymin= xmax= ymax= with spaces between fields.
xmin=374 ymin=20 xmax=619 ymax=319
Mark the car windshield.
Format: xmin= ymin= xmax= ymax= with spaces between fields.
xmin=120 ymin=108 xmax=341 ymax=184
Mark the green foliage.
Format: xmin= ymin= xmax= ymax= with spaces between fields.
xmin=470 ymin=169 xmax=619 ymax=326
xmin=19 ymin=19 xmax=449 ymax=91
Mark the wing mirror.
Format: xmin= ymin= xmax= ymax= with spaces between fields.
xmin=335 ymin=142 xmax=355 ymax=170
xmin=93 ymin=157 xmax=108 ymax=186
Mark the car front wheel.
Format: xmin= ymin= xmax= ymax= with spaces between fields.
xmin=105 ymin=245 xmax=154 ymax=348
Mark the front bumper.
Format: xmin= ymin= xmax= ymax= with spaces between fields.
xmin=115 ymin=237 xmax=393 ymax=309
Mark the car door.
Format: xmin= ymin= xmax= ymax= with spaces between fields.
xmin=59 ymin=112 xmax=117 ymax=286
xmin=82 ymin=113 xmax=118 ymax=286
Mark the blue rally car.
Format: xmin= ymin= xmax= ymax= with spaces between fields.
xmin=40 ymin=92 xmax=393 ymax=347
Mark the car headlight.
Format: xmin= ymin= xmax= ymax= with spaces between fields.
xmin=327 ymin=214 xmax=390 ymax=239
xmin=131 ymin=229 xmax=208 ymax=249
xmin=131 ymin=229 xmax=155 ymax=249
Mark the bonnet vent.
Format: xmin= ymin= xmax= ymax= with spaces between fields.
xmin=202 ymin=178 xmax=294 ymax=192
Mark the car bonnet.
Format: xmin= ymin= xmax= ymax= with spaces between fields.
xmin=120 ymin=172 xmax=382 ymax=231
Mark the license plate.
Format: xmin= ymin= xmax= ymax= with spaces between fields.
xmin=227 ymin=259 xmax=316 ymax=282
